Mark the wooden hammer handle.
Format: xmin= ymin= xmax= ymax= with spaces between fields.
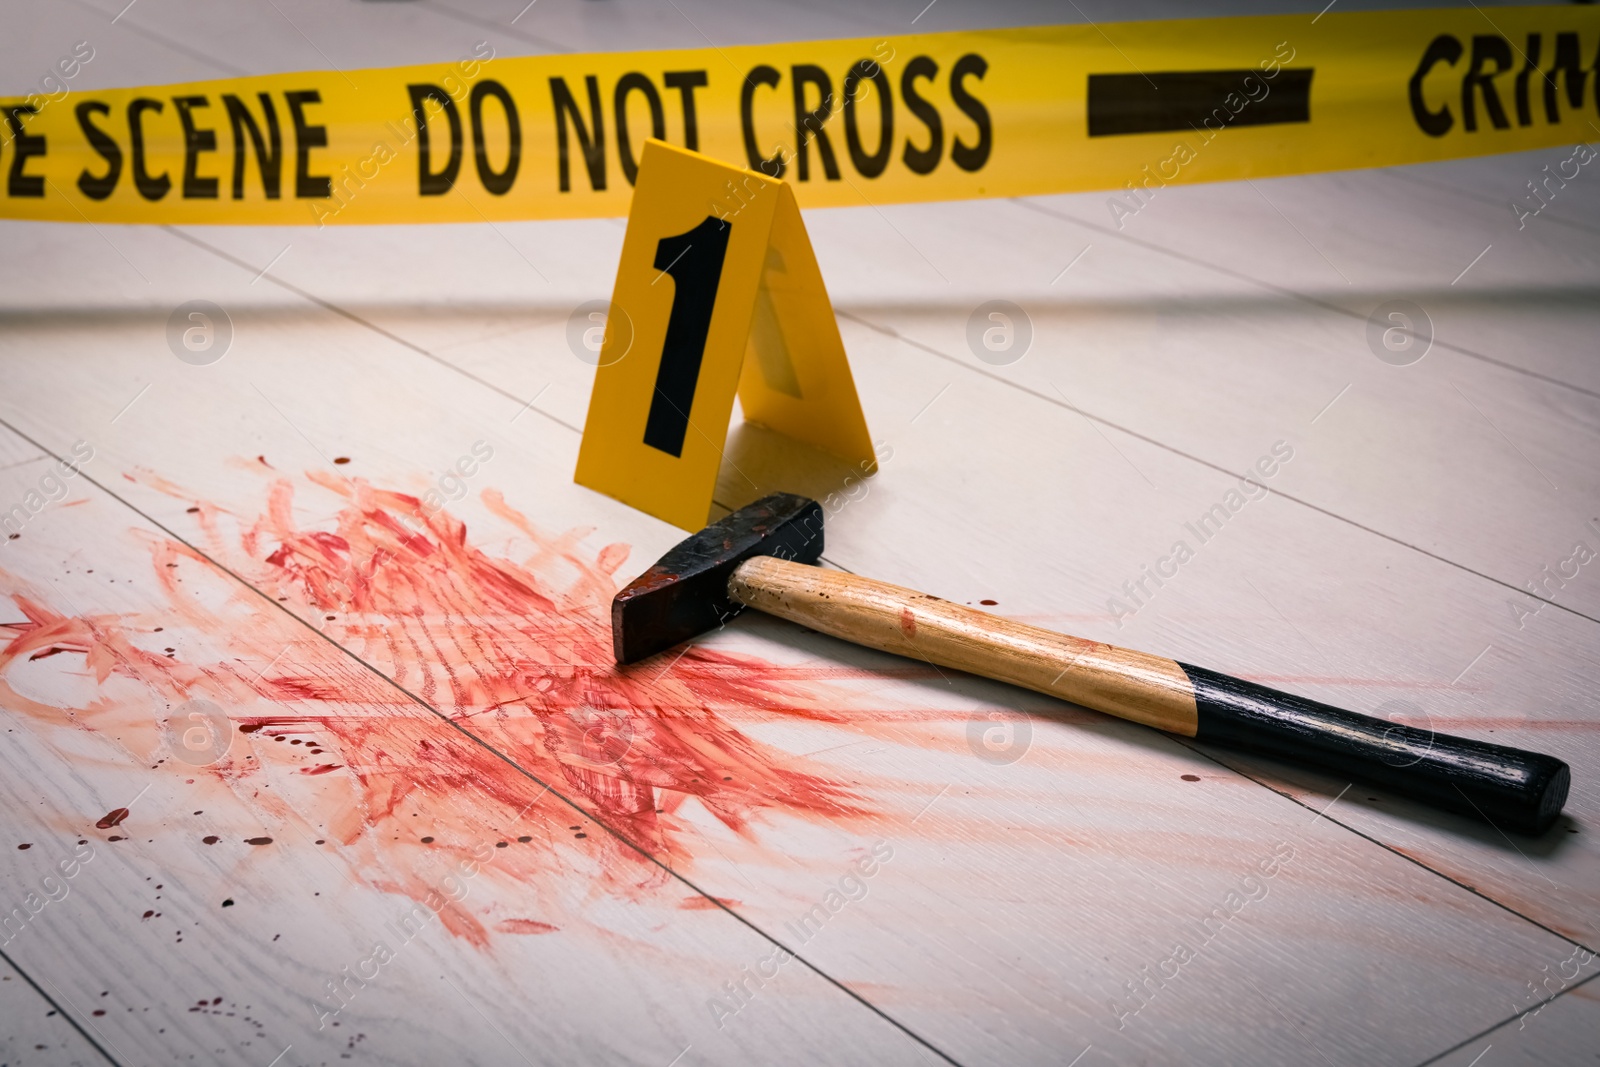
xmin=729 ymin=556 xmax=1570 ymax=834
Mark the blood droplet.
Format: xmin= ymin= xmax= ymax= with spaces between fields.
xmin=0 ymin=469 xmax=935 ymax=949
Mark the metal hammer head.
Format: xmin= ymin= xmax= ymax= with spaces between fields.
xmin=611 ymin=493 xmax=823 ymax=664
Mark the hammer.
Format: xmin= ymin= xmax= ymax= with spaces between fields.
xmin=612 ymin=493 xmax=1569 ymax=835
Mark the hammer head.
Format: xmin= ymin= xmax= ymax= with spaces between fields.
xmin=611 ymin=492 xmax=823 ymax=664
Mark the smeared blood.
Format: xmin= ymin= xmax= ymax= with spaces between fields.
xmin=899 ymin=607 xmax=917 ymax=639
xmin=0 ymin=470 xmax=924 ymax=948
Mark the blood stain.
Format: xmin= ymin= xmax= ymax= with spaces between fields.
xmin=244 ymin=837 xmax=273 ymax=846
xmin=95 ymin=809 xmax=129 ymax=830
xmin=679 ymin=896 xmax=739 ymax=910
xmin=1180 ymin=774 xmax=1201 ymax=782
xmin=980 ymin=599 xmax=998 ymax=606
xmin=0 ymin=469 xmax=934 ymax=949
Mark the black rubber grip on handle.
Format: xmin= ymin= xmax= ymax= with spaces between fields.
xmin=1180 ymin=663 xmax=1570 ymax=835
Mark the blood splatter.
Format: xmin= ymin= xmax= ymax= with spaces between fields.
xmin=0 ymin=470 xmax=947 ymax=948
xmin=96 ymin=808 xmax=129 ymax=829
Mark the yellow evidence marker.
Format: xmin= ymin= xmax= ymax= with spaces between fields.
xmin=574 ymin=140 xmax=875 ymax=531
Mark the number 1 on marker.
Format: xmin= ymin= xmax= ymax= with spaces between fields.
xmin=643 ymin=215 xmax=731 ymax=457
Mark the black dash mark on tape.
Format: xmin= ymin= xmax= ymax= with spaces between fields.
xmin=1087 ymin=70 xmax=1313 ymax=137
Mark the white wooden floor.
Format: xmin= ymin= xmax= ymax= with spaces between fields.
xmin=2 ymin=2 xmax=1597 ymax=1065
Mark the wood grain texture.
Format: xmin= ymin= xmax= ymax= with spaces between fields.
xmin=3 ymin=3 xmax=1598 ymax=1066
xmin=730 ymin=555 xmax=1200 ymax=735
xmin=805 ymin=309 xmax=1600 ymax=945
xmin=0 ymin=955 xmax=109 ymax=1066
xmin=0 ymin=222 xmax=1587 ymax=1066
xmin=1427 ymin=971 xmax=1600 ymax=1067
xmin=0 ymin=447 xmax=944 ymax=1067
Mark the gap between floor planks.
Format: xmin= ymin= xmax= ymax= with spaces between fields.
xmin=0 ymin=941 xmax=121 ymax=1067
xmin=13 ymin=39 xmax=1596 ymax=1067
xmin=2 ymin=411 xmax=1588 ymax=1067
xmin=14 ymin=10 xmax=1598 ymax=1062
xmin=165 ymin=223 xmax=1600 ymax=637
xmin=1412 ymin=970 xmax=1600 ymax=1067
xmin=1009 ymin=197 xmax=1600 ymax=404
xmin=0 ymin=418 xmax=966 ymax=1067
xmin=159 ymin=224 xmax=1600 ymax=882
xmin=31 ymin=226 xmax=1600 ymax=962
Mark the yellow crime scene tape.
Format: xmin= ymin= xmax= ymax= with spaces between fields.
xmin=2 ymin=5 xmax=1596 ymax=227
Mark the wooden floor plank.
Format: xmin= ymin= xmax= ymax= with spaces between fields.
xmin=6 ymin=4 xmax=1598 ymax=1065
xmin=1021 ymin=166 xmax=1600 ymax=395
xmin=173 ymin=175 xmax=1600 ymax=626
xmin=1375 ymin=151 xmax=1600 ymax=243
xmin=168 ymin=198 xmax=1600 ymax=946
xmin=1426 ymin=972 xmax=1600 ymax=1067
xmin=757 ymin=311 xmax=1600 ymax=938
xmin=806 ymin=197 xmax=1600 ymax=620
xmin=0 ymin=956 xmax=111 ymax=1067
xmin=0 ymin=435 xmax=42 ymax=473
xmin=0 ymin=222 xmax=1589 ymax=1065
xmin=0 ymin=448 xmax=947 ymax=1066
